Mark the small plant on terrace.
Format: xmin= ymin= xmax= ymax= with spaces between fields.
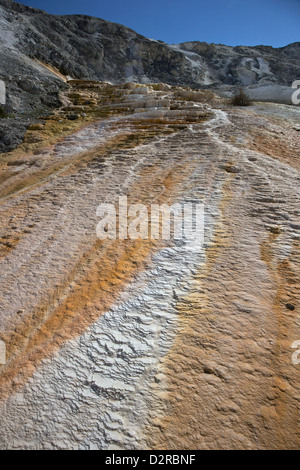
xmin=230 ymin=89 xmax=252 ymax=106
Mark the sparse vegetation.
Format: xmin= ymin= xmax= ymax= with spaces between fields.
xmin=230 ymin=89 xmax=252 ymax=106
xmin=0 ymin=105 xmax=7 ymax=118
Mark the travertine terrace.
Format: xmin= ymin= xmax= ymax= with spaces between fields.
xmin=0 ymin=80 xmax=299 ymax=449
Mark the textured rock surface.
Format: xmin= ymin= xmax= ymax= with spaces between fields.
xmin=0 ymin=0 xmax=299 ymax=152
xmin=0 ymin=81 xmax=299 ymax=449
xmin=2 ymin=0 xmax=299 ymax=89
xmin=0 ymin=0 xmax=300 ymax=109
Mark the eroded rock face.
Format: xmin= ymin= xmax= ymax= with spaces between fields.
xmin=4 ymin=0 xmax=298 ymax=88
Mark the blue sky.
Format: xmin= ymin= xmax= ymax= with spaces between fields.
xmin=17 ymin=0 xmax=300 ymax=47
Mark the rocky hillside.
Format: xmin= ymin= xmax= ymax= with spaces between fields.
xmin=0 ymin=78 xmax=299 ymax=450
xmin=0 ymin=0 xmax=299 ymax=152
xmin=0 ymin=0 xmax=300 ymax=451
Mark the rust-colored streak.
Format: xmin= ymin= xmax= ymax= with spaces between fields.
xmin=147 ymin=175 xmax=235 ymax=450
xmin=0 ymin=151 xmax=198 ymax=402
xmin=260 ymin=235 xmax=300 ymax=448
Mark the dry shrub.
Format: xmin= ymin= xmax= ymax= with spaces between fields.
xmin=230 ymin=89 xmax=252 ymax=106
